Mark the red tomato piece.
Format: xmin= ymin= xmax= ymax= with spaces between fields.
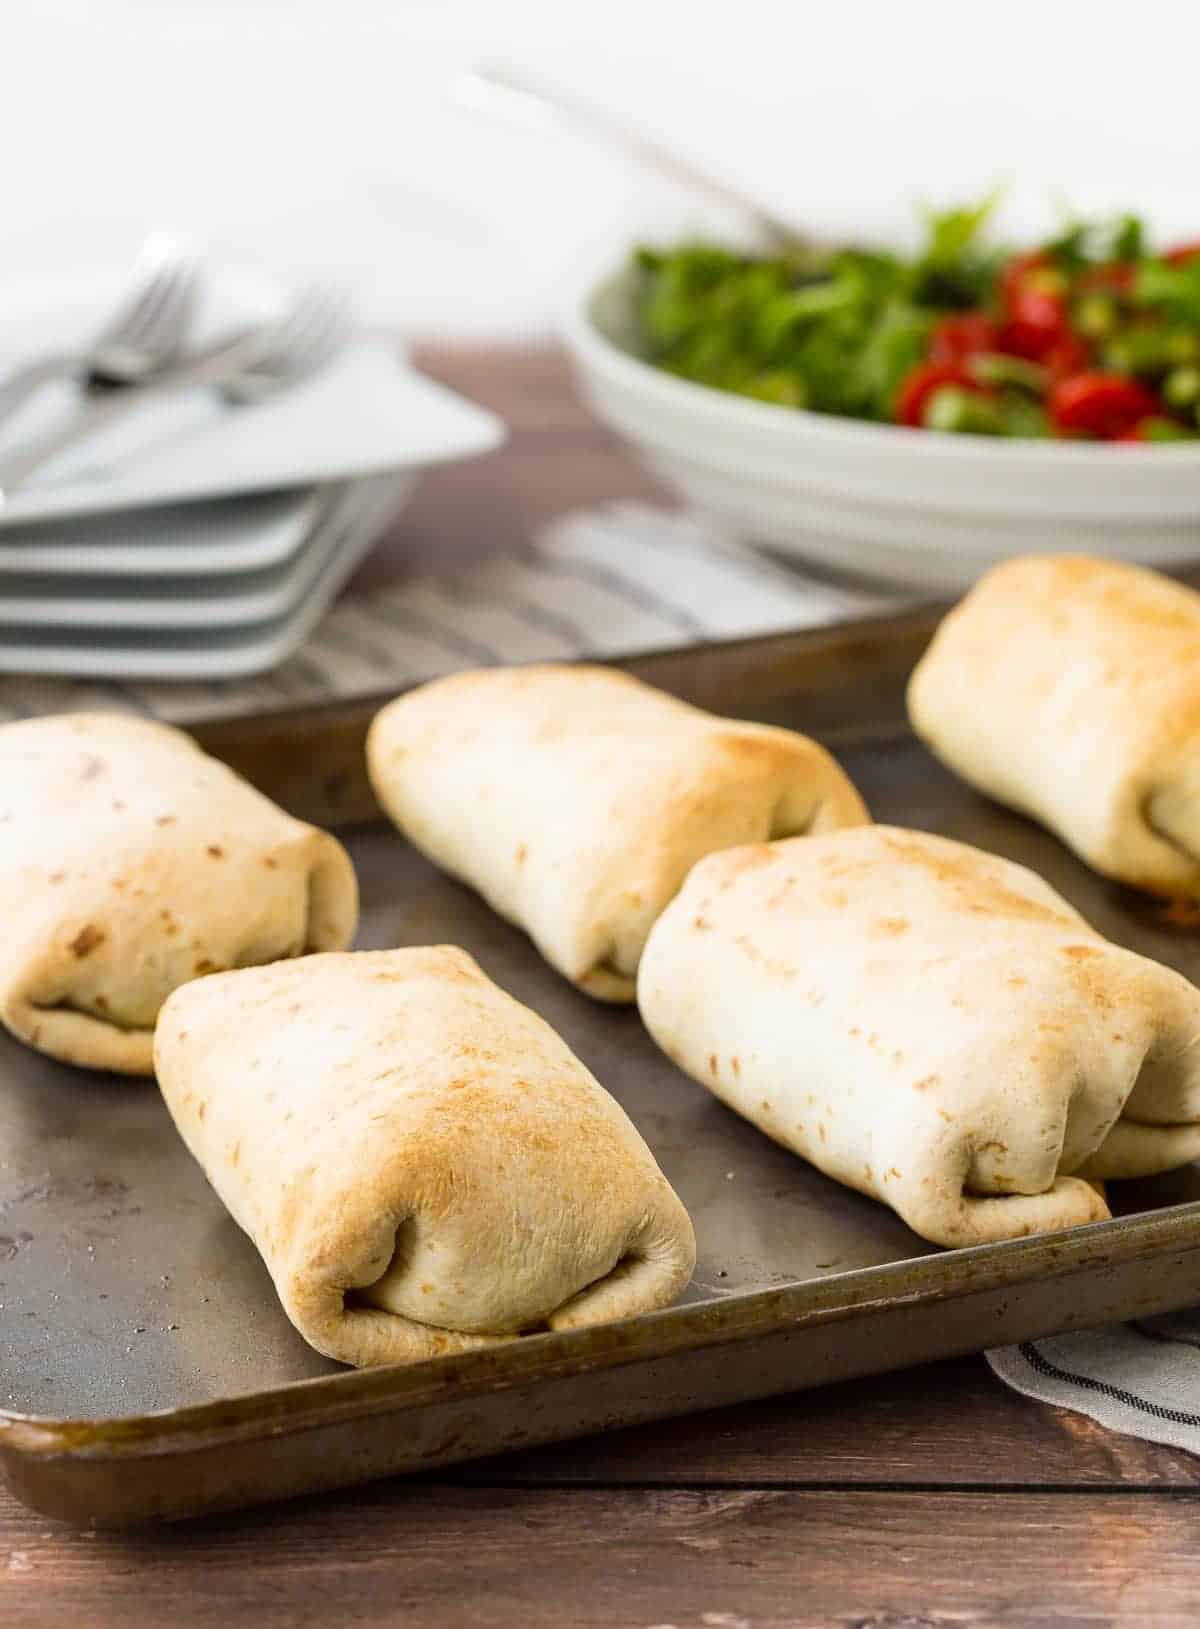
xmin=1043 ymin=335 xmax=1091 ymax=380
xmin=1078 ymin=262 xmax=1136 ymax=293
xmin=999 ymin=251 xmax=1050 ymax=306
xmin=1048 ymin=373 xmax=1161 ymax=438
xmin=997 ymin=286 xmax=1068 ymax=360
xmin=928 ymin=313 xmax=999 ymax=362
xmin=894 ymin=363 xmax=987 ymax=428
xmin=1164 ymin=240 xmax=1200 ymax=267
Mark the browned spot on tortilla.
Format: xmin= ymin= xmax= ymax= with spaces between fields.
xmin=873 ymin=916 xmax=910 ymax=936
xmin=197 ymin=1101 xmax=207 ymax=1122
xmin=818 ymin=1124 xmax=828 ymax=1142
xmin=886 ymin=1167 xmax=902 ymax=1181
xmin=112 ymin=879 xmax=127 ymax=891
xmin=263 ymin=856 xmax=278 ymax=869
xmin=111 ymin=800 xmax=126 ymax=813
xmin=155 ymin=814 xmax=176 ymax=826
xmin=69 ymin=923 xmax=105 ymax=958
xmin=1061 ymin=944 xmax=1102 ymax=960
xmin=693 ymin=915 xmax=712 ymax=931
xmin=731 ymin=1056 xmax=741 ymax=1076
xmin=80 ymin=755 xmax=106 ymax=781
xmin=937 ymin=1107 xmax=955 ymax=1122
xmin=863 ymin=1163 xmax=873 ymax=1182
xmin=912 ymin=1074 xmax=940 ymax=1093
xmin=1112 ymin=1031 xmax=1124 ymax=1042
xmin=229 ymin=1141 xmax=241 ymax=1168
xmin=715 ymin=844 xmax=775 ymax=880
xmin=194 ymin=958 xmax=219 ymax=976
xmin=1007 ymin=974 xmax=1028 ymax=987
xmin=48 ymin=870 xmax=65 ymax=884
xmin=760 ymin=1098 xmax=770 ymax=1110
xmin=94 ymin=995 xmax=109 ymax=1013
xmin=206 ymin=845 xmax=224 ymax=860
xmin=708 ymin=1053 xmax=719 ymax=1077
xmin=878 ymin=829 xmax=1078 ymax=926
xmin=849 ymin=1026 xmax=861 ymax=1038
xmin=421 ymin=1283 xmax=433 ymax=1295
xmin=823 ymin=888 xmax=849 ymax=909
xmin=515 ymin=843 xmax=528 ymax=866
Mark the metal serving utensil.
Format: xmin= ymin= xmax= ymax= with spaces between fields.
xmin=455 ymin=63 xmax=802 ymax=246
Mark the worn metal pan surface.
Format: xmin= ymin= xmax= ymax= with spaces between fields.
xmin=4 ymin=614 xmax=1200 ymax=1525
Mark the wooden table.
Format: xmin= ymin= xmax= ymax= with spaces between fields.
xmin=3 ymin=350 xmax=1200 ymax=1627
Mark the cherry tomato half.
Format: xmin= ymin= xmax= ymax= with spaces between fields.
xmin=928 ymin=313 xmax=999 ymax=362
xmin=1043 ymin=335 xmax=1091 ymax=380
xmin=999 ymin=251 xmax=1050 ymax=306
xmin=1048 ymin=373 xmax=1161 ymax=438
xmin=1164 ymin=240 xmax=1200 ymax=267
xmin=894 ymin=363 xmax=989 ymax=428
xmin=997 ymin=287 xmax=1069 ymax=361
xmin=1078 ymin=262 xmax=1136 ymax=294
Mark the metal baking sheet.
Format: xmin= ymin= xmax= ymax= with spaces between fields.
xmin=6 ymin=615 xmax=1200 ymax=1525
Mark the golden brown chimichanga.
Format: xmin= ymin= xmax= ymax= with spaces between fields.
xmin=366 ymin=663 xmax=868 ymax=1001
xmin=638 ymin=825 xmax=1200 ymax=1248
xmin=0 ymin=713 xmax=357 ymax=1074
xmin=155 ymin=946 xmax=696 ymax=1367
xmin=909 ymin=554 xmax=1200 ymax=900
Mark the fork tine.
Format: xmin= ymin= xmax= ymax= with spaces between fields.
xmin=130 ymin=256 xmax=200 ymax=354
xmin=263 ymin=286 xmax=350 ymax=370
xmin=87 ymin=238 xmax=201 ymax=372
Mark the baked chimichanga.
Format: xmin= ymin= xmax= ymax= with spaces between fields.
xmin=638 ymin=825 xmax=1200 ymax=1248
xmin=909 ymin=554 xmax=1200 ymax=900
xmin=155 ymin=946 xmax=696 ymax=1367
xmin=0 ymin=713 xmax=357 ymax=1074
xmin=366 ymin=664 xmax=868 ymax=1001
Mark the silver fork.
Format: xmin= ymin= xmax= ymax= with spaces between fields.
xmin=0 ymin=284 xmax=352 ymax=500
xmin=220 ymin=285 xmax=352 ymax=405
xmin=0 ymin=235 xmax=201 ymax=431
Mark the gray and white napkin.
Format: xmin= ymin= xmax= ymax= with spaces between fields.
xmin=0 ymin=501 xmax=902 ymax=725
xmin=988 ymin=1315 xmax=1200 ymax=1455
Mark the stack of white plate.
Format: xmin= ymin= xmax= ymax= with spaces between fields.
xmin=0 ymin=268 xmax=504 ymax=679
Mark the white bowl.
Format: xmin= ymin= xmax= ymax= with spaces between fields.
xmin=562 ymin=260 xmax=1200 ymax=592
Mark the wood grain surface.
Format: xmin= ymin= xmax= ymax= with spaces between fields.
xmin=2 ymin=346 xmax=1198 ymax=1627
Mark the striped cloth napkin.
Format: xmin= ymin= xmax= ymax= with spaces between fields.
xmin=988 ymin=1315 xmax=1200 ymax=1454
xmin=0 ymin=501 xmax=900 ymax=725
xmin=2 ymin=496 xmax=1194 ymax=1456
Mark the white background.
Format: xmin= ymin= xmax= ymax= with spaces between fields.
xmin=7 ymin=1 xmax=1200 ymax=336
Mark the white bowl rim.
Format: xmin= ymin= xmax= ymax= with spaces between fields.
xmin=562 ymin=257 xmax=1200 ymax=469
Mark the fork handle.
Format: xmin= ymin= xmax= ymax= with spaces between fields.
xmin=0 ymin=331 xmax=261 ymax=498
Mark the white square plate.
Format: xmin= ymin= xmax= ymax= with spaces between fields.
xmin=0 ymin=488 xmax=320 ymax=577
xmin=0 ymin=473 xmax=414 ymax=678
xmin=0 ymin=266 xmax=504 ymax=527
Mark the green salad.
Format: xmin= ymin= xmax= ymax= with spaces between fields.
xmin=631 ymin=202 xmax=1200 ymax=440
